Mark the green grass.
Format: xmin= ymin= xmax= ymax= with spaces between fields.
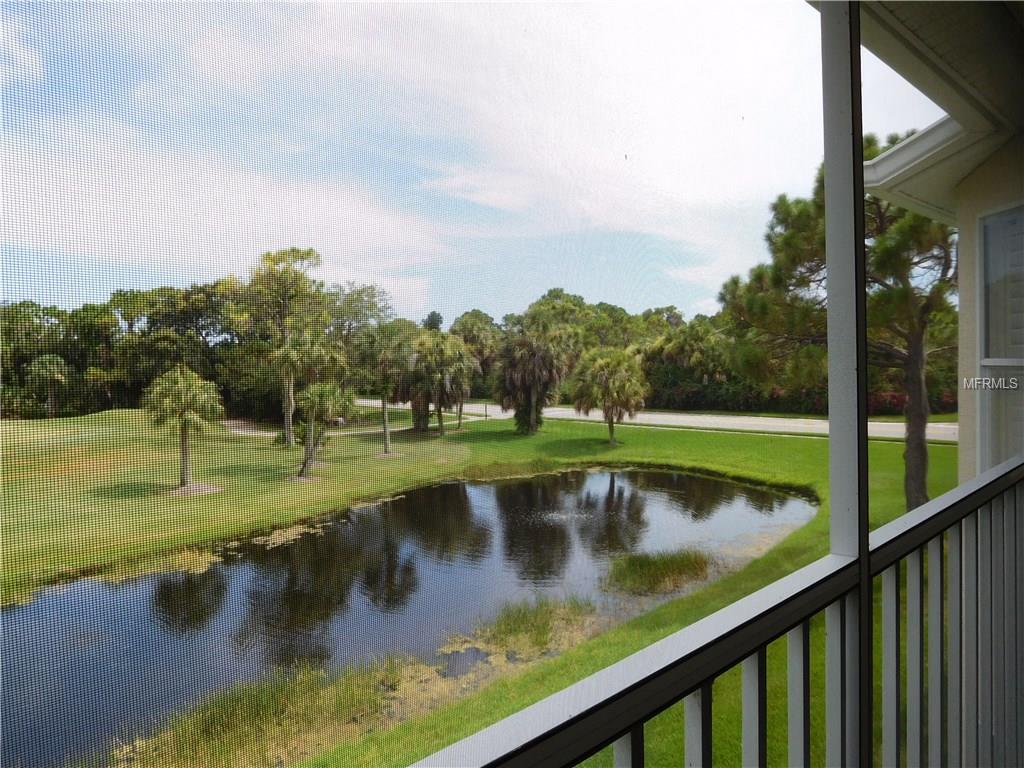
xmin=480 ymin=596 xmax=595 ymax=651
xmin=3 ymin=408 xmax=836 ymax=602
xmin=2 ymin=409 xmax=958 ymax=767
xmin=606 ymin=550 xmax=712 ymax=594
xmin=299 ymin=434 xmax=957 ymax=767
xmin=107 ymin=661 xmax=403 ymax=768
xmin=628 ymin=407 xmax=959 ymax=423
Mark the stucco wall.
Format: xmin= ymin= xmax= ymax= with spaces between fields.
xmin=954 ymin=133 xmax=1024 ymax=482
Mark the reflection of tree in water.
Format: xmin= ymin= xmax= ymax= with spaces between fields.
xmin=576 ymin=472 xmax=647 ymax=556
xmin=359 ymin=535 xmax=418 ymax=613
xmin=493 ymin=475 xmax=571 ymax=583
xmin=627 ymin=471 xmax=781 ymax=521
xmin=380 ymin=484 xmax=491 ymax=563
xmin=152 ymin=566 xmax=227 ymax=632
xmin=233 ymin=525 xmax=365 ymax=666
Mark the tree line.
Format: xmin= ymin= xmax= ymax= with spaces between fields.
xmin=1 ymin=135 xmax=959 ymax=508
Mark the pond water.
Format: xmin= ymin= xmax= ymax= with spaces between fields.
xmin=3 ymin=469 xmax=815 ymax=767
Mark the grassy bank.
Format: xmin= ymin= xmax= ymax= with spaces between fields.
xmin=106 ymin=597 xmax=597 ymax=768
xmin=606 ymin=550 xmax=712 ymax=594
xmin=4 ymin=409 xmax=957 ymax=766
xmin=107 ymin=661 xmax=403 ymax=768
xmin=480 ymin=596 xmax=595 ymax=652
xmin=299 ymin=439 xmax=956 ymax=767
xmin=4 ymin=408 xmax=842 ymax=602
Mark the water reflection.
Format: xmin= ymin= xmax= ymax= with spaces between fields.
xmin=494 ymin=476 xmax=572 ymax=582
xmin=360 ymin=537 xmax=419 ymax=613
xmin=380 ymin=484 xmax=492 ymax=563
xmin=152 ymin=567 xmax=227 ymax=633
xmin=577 ymin=473 xmax=648 ymax=555
xmin=3 ymin=470 xmax=815 ymax=768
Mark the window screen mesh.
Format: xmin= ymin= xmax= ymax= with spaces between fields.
xmin=2 ymin=4 xmax=954 ymax=766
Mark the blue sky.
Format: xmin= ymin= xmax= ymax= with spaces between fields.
xmin=1 ymin=2 xmax=944 ymax=324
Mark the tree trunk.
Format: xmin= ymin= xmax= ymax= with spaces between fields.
xmin=411 ymin=395 xmax=430 ymax=432
xmin=180 ymin=421 xmax=191 ymax=487
xmin=283 ymin=373 xmax=296 ymax=447
xmin=457 ymin=399 xmax=464 ymax=429
xmin=299 ymin=411 xmax=317 ymax=477
xmin=528 ymin=386 xmax=537 ymax=434
xmin=47 ymin=383 xmax=56 ymax=418
xmin=903 ymin=331 xmax=930 ymax=511
xmin=381 ymin=395 xmax=392 ymax=454
xmin=607 ymin=417 xmax=616 ymax=445
xmin=435 ymin=396 xmax=445 ymax=436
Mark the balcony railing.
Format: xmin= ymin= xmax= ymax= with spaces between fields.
xmin=415 ymin=455 xmax=1023 ymax=767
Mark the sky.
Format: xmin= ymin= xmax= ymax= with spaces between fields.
xmin=1 ymin=1 xmax=945 ymax=324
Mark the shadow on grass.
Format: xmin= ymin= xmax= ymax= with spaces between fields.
xmin=206 ymin=462 xmax=295 ymax=482
xmin=534 ymin=437 xmax=618 ymax=458
xmin=443 ymin=428 xmax=529 ymax=446
xmin=92 ymin=480 xmax=171 ymax=500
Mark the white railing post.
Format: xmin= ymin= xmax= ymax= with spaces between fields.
xmin=963 ymin=511 xmax=979 ymax=763
xmin=907 ymin=547 xmax=924 ymax=766
xmin=882 ymin=564 xmax=901 ymax=766
xmin=787 ymin=623 xmax=811 ymax=768
xmin=684 ymin=683 xmax=712 ymax=768
xmin=820 ymin=2 xmax=870 ymax=764
xmin=979 ymin=503 xmax=993 ymax=766
xmin=927 ymin=536 xmax=945 ymax=766
xmin=948 ymin=525 xmax=962 ymax=764
xmin=742 ymin=649 xmax=767 ymax=767
xmin=612 ymin=725 xmax=643 ymax=768
xmin=1003 ymin=488 xmax=1018 ymax=766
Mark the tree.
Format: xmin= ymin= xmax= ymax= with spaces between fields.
xmin=421 ymin=311 xmax=444 ymax=331
xmin=641 ymin=315 xmax=733 ymax=410
xmin=414 ymin=331 xmax=470 ymax=436
xmin=327 ymin=282 xmax=393 ymax=347
xmin=26 ymin=354 xmax=70 ymax=418
xmin=719 ymin=133 xmax=957 ymax=511
xmin=450 ymin=309 xmax=501 ymax=397
xmin=142 ymin=366 xmax=224 ymax=488
xmin=296 ymin=383 xmax=353 ymax=478
xmin=571 ymin=348 xmax=648 ymax=444
xmin=355 ymin=319 xmax=418 ymax=454
xmin=271 ymin=331 xmax=345 ymax=445
xmin=248 ymin=248 xmax=325 ymax=446
xmin=493 ymin=330 xmax=569 ymax=434
xmin=446 ymin=335 xmax=479 ymax=429
xmin=392 ymin=334 xmax=434 ymax=434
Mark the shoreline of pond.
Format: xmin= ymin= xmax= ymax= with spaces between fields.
xmin=4 ymin=461 xmax=819 ymax=609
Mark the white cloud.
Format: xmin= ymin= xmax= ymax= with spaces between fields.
xmin=3 ymin=2 xmax=947 ymax=316
xmin=176 ymin=2 xmax=943 ymax=274
xmin=1 ymin=120 xmax=445 ymax=316
xmin=0 ymin=16 xmax=42 ymax=88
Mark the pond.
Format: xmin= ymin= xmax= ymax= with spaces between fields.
xmin=3 ymin=469 xmax=815 ymax=767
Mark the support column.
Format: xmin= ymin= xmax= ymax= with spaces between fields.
xmin=821 ymin=3 xmax=870 ymax=765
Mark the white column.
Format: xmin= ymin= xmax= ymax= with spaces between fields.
xmin=821 ymin=3 xmax=870 ymax=764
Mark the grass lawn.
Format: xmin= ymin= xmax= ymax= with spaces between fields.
xmin=621 ymin=407 xmax=959 ymax=423
xmin=2 ymin=410 xmax=958 ymax=766
xmin=297 ymin=435 xmax=957 ymax=767
xmin=3 ymin=409 xmax=839 ymax=602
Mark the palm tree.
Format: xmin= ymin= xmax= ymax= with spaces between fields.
xmin=26 ymin=354 xmax=70 ymax=418
xmin=493 ymin=331 xmax=569 ymax=434
xmin=272 ymin=332 xmax=344 ymax=446
xmin=355 ymin=319 xmax=417 ymax=454
xmin=297 ymin=382 xmax=353 ymax=477
xmin=448 ymin=335 xmax=479 ymax=429
xmin=142 ymin=365 xmax=224 ymax=487
xmin=418 ymin=331 xmax=454 ymax=436
xmin=571 ymin=347 xmax=648 ymax=445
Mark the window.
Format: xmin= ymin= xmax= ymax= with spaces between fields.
xmin=980 ymin=204 xmax=1024 ymax=469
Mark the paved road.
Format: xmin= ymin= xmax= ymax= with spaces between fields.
xmin=356 ymin=400 xmax=958 ymax=442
